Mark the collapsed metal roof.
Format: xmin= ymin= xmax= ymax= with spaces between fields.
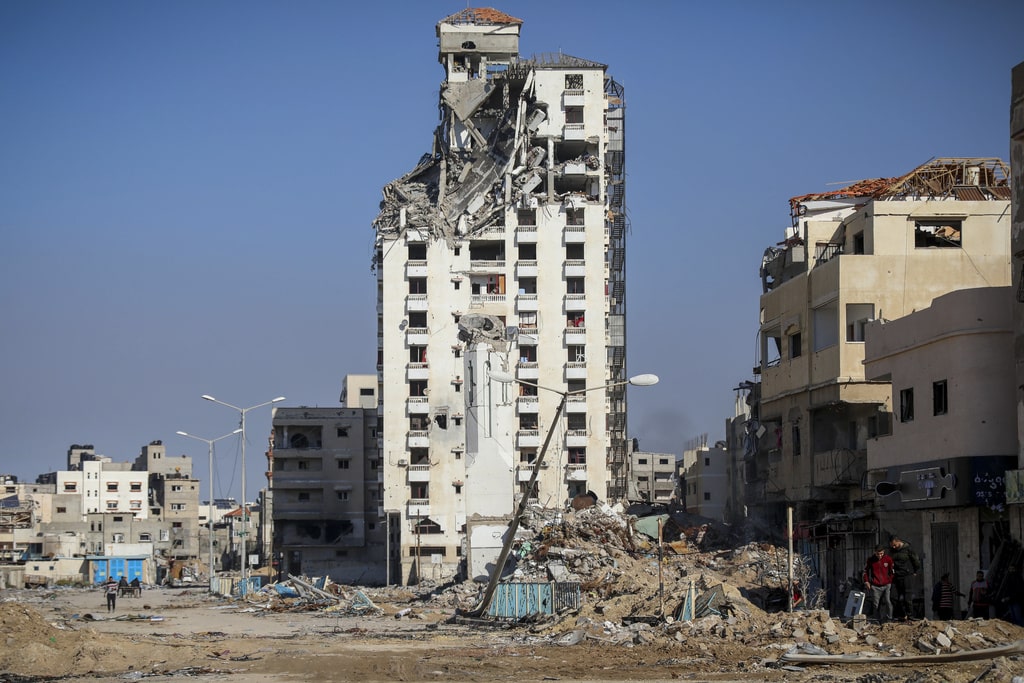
xmin=789 ymin=157 xmax=1010 ymax=213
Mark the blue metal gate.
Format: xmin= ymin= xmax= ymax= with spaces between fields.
xmin=487 ymin=582 xmax=580 ymax=619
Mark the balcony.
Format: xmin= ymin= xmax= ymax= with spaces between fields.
xmin=406 ymin=260 xmax=428 ymax=277
xmin=564 ymin=259 xmax=586 ymax=277
xmin=565 ymin=325 xmax=586 ymax=344
xmin=565 ymin=430 xmax=588 ymax=448
xmin=407 ymin=397 xmax=430 ymax=414
xmin=406 ymin=327 xmax=429 ymax=345
xmin=517 ymin=430 xmax=541 ymax=448
xmin=407 ymin=362 xmax=429 ymax=380
xmin=517 ymin=327 xmax=538 ymax=344
xmin=517 ymin=361 xmax=539 ymax=380
xmin=565 ymin=294 xmax=586 ymax=312
xmin=516 ymin=225 xmax=538 ymax=244
xmin=407 ymin=431 xmax=430 ymax=449
xmin=407 ymin=499 xmax=430 ymax=517
xmin=565 ymin=464 xmax=588 ymax=481
xmin=407 ymin=294 xmax=429 ymax=312
xmin=564 ymin=226 xmax=587 ymax=244
xmin=516 ymin=260 xmax=538 ymax=278
xmin=565 ymin=395 xmax=587 ymax=413
xmin=563 ymin=123 xmax=586 ymax=141
xmin=471 ymin=293 xmax=506 ymax=305
xmin=562 ymin=89 xmax=585 ymax=106
xmin=470 ymin=259 xmax=505 ymax=272
xmin=565 ymin=362 xmax=587 ymax=380
xmin=517 ymin=396 xmax=540 ymax=414
xmin=516 ymin=294 xmax=538 ymax=312
xmin=407 ymin=464 xmax=430 ymax=483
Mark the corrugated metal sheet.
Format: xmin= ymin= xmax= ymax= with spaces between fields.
xmin=953 ymin=186 xmax=986 ymax=201
xmin=990 ymin=187 xmax=1012 ymax=199
xmin=487 ymin=581 xmax=580 ymax=619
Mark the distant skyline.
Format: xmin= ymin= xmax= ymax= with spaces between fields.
xmin=2 ymin=1 xmax=1022 ymax=502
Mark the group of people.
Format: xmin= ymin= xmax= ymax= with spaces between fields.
xmin=862 ymin=535 xmax=1024 ymax=625
xmin=102 ymin=575 xmax=142 ymax=612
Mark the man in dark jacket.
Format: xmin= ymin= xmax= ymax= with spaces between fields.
xmin=889 ymin=535 xmax=921 ymax=620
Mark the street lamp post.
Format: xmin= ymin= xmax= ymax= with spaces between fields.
xmin=201 ymin=394 xmax=285 ymax=585
xmin=469 ymin=371 xmax=658 ymax=617
xmin=175 ymin=428 xmax=242 ymax=589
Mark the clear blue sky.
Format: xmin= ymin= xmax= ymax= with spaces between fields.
xmin=2 ymin=1 xmax=1021 ymax=502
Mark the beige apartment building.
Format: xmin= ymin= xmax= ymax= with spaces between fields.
xmin=270 ymin=375 xmax=386 ymax=583
xmin=629 ymin=447 xmax=676 ymax=504
xmin=863 ymin=286 xmax=1016 ymax=613
xmin=751 ymin=158 xmax=1011 ymax=609
xmin=373 ymin=9 xmax=630 ymax=584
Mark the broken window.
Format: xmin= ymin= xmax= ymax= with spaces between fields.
xmin=566 ymin=208 xmax=585 ymax=226
xmin=517 ymin=208 xmax=537 ymax=226
xmin=518 ymin=383 xmax=538 ymax=397
xmin=915 ymin=220 xmax=962 ymax=248
xmin=408 ymin=277 xmax=427 ymax=294
xmin=565 ymin=106 xmax=584 ymax=124
xmin=518 ymin=243 xmax=537 ymax=260
xmin=565 ymin=73 xmax=583 ymax=90
xmin=518 ymin=277 xmax=537 ymax=294
xmin=899 ymin=388 xmax=915 ymax=423
xmin=568 ymin=345 xmax=585 ymax=363
xmin=519 ymin=480 xmax=539 ymax=499
xmin=762 ymin=328 xmax=781 ymax=368
xmin=519 ymin=449 xmax=538 ymax=463
xmin=414 ymin=518 xmax=442 ymax=534
xmin=846 ymin=303 xmax=874 ymax=342
xmin=868 ymin=411 xmax=893 ymax=438
xmin=933 ymin=380 xmax=948 ymax=416
xmin=568 ymin=448 xmax=586 ymax=464
xmin=410 ymin=415 xmax=430 ymax=431
xmin=789 ymin=332 xmax=801 ymax=359
xmin=519 ymin=414 xmax=539 ymax=430
xmin=408 ymin=243 xmax=427 ymax=260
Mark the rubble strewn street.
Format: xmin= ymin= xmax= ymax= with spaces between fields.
xmin=3 ymin=505 xmax=1023 ymax=681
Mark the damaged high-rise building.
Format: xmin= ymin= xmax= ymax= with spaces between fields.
xmin=373 ymin=8 xmax=629 ymax=585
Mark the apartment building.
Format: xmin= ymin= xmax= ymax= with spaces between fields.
xmin=863 ymin=286 xmax=1016 ymax=613
xmin=629 ymin=447 xmax=677 ymax=504
xmin=271 ymin=376 xmax=385 ymax=583
xmin=750 ymin=158 xmax=1011 ymax=609
xmin=373 ymin=9 xmax=629 ymax=584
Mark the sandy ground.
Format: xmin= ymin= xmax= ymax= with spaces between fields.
xmin=2 ymin=585 xmax=1024 ymax=682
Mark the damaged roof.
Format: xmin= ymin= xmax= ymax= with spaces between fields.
xmin=524 ymin=52 xmax=607 ymax=70
xmin=438 ymin=8 xmax=523 ymax=26
xmin=789 ymin=157 xmax=1010 ymax=211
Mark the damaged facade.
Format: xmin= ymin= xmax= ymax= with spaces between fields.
xmin=373 ymin=8 xmax=629 ymax=585
xmin=751 ymin=157 xmax=1013 ymax=614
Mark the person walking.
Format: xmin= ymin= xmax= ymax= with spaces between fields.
xmin=968 ymin=570 xmax=991 ymax=619
xmin=931 ymin=573 xmax=961 ymax=620
xmin=863 ymin=545 xmax=895 ymax=624
xmin=104 ymin=576 xmax=119 ymax=613
xmin=998 ymin=564 xmax=1024 ymax=626
xmin=889 ymin=536 xmax=921 ymax=620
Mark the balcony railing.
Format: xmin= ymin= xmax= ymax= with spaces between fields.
xmin=470 ymin=259 xmax=505 ymax=270
xmin=814 ymin=242 xmax=843 ymax=264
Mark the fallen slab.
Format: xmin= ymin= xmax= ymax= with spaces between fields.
xmin=780 ymin=638 xmax=1024 ymax=665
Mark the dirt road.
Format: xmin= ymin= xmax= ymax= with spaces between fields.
xmin=2 ymin=585 xmax=1023 ymax=682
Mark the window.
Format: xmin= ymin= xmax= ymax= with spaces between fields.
xmin=517 ymin=208 xmax=536 ymax=226
xmin=568 ymin=448 xmax=586 ymax=464
xmin=659 ymin=458 xmax=669 ymax=465
xmin=410 ymin=483 xmax=429 ymax=499
xmin=703 ymin=492 xmax=711 ymax=501
xmin=106 ymin=501 xmax=118 ymax=510
xmin=409 ymin=346 xmax=427 ymax=363
xmin=846 ymin=304 xmax=874 ymax=342
xmin=568 ymin=345 xmax=586 ymax=363
xmin=566 ymin=414 xmax=586 ymax=431
xmin=868 ymin=411 xmax=893 ymax=438
xmin=566 ymin=277 xmax=585 ymax=294
xmin=408 ymin=277 xmax=427 ymax=294
xmin=171 ymin=503 xmax=186 ymax=511
xmin=637 ymin=458 xmax=647 ymax=465
xmin=106 ymin=483 xmax=119 ymax=492
xmin=408 ymin=243 xmax=426 ymax=260
xmin=813 ymin=302 xmax=838 ymax=351
xmin=704 ymin=457 xmax=710 ymax=466
xmin=337 ymin=460 xmax=350 ymax=469
xmin=360 ymin=387 xmax=374 ymax=396
xmin=172 ymin=521 xmax=182 ymax=528
xmin=336 ymin=491 xmax=349 ymax=501
xmin=298 ymin=461 xmax=309 ymax=470
xmin=139 ymin=533 xmax=151 ymax=542
xmin=789 ymin=332 xmax=802 ymax=359
xmin=113 ymin=533 xmax=124 ymax=543
xmin=933 ymin=380 xmax=948 ymax=416
xmin=414 ymin=518 xmax=442 ymax=534
xmin=565 ymin=107 xmax=584 ymax=124
xmin=410 ymin=380 xmax=428 ymax=397
xmin=130 ymin=482 xmax=142 ymax=492
xmin=853 ymin=232 xmax=865 ymax=254
xmin=565 ymin=73 xmax=583 ymax=89
xmin=915 ymin=220 xmax=961 ymax=248
xmin=337 ymin=426 xmax=350 ymax=437
xmin=792 ymin=425 xmax=801 ymax=457
xmin=171 ymin=485 xmax=183 ymax=492
xmin=56 ymin=506 xmax=66 ymax=514
xmin=900 ymin=388 xmax=915 ymax=422
xmin=129 ymin=500 xmax=141 ymax=509
xmin=298 ymin=492 xmax=310 ymax=501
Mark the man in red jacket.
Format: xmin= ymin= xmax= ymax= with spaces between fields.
xmin=863 ymin=545 xmax=895 ymax=623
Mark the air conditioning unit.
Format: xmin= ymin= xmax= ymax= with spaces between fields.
xmin=397 ymin=459 xmax=408 ymax=467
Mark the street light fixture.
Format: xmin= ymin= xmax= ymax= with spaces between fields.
xmin=201 ymin=394 xmax=285 ymax=585
xmin=469 ymin=372 xmax=659 ymax=617
xmin=176 ymin=428 xmax=242 ymax=589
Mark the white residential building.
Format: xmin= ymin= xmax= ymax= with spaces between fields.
xmin=373 ymin=8 xmax=630 ymax=584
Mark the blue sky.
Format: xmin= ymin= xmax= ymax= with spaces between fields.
xmin=2 ymin=1 xmax=1021 ymax=502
